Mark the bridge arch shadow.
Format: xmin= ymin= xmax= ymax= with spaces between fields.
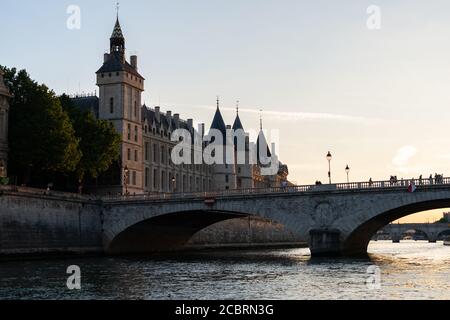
xmin=107 ymin=210 xmax=296 ymax=255
xmin=343 ymin=199 xmax=450 ymax=255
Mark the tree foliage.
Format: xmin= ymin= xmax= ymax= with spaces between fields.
xmin=1 ymin=66 xmax=120 ymax=190
xmin=2 ymin=66 xmax=81 ymax=182
xmin=59 ymin=94 xmax=120 ymax=183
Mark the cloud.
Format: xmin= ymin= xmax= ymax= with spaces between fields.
xmin=392 ymin=146 xmax=418 ymax=170
xmin=165 ymin=103 xmax=384 ymax=125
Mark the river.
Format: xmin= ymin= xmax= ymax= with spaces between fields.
xmin=0 ymin=241 xmax=448 ymax=300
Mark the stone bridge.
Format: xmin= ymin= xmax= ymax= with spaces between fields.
xmin=381 ymin=223 xmax=450 ymax=243
xmin=101 ymin=177 xmax=450 ymax=256
xmin=2 ymin=177 xmax=450 ymax=257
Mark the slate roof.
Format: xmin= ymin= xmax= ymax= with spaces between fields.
xmin=232 ymin=114 xmax=244 ymax=131
xmin=96 ymin=52 xmax=144 ymax=79
xmin=71 ymin=96 xmax=99 ymax=118
xmin=209 ymin=107 xmax=227 ymax=138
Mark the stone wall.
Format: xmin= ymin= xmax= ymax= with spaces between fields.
xmin=0 ymin=193 xmax=103 ymax=255
xmin=186 ymin=217 xmax=305 ymax=249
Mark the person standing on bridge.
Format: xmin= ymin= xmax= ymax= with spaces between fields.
xmin=430 ymin=174 xmax=434 ymax=185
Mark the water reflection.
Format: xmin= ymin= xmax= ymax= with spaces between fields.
xmin=0 ymin=241 xmax=448 ymax=300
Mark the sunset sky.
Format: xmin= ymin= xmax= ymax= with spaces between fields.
xmin=1 ymin=0 xmax=450 ymax=222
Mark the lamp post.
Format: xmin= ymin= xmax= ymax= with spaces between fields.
xmin=326 ymin=151 xmax=332 ymax=184
xmin=345 ymin=165 xmax=350 ymax=183
xmin=172 ymin=176 xmax=176 ymax=193
xmin=124 ymin=165 xmax=129 ymax=195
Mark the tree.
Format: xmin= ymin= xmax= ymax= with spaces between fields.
xmin=1 ymin=66 xmax=81 ymax=185
xmin=59 ymin=94 xmax=120 ymax=192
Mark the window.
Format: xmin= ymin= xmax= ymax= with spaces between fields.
xmin=145 ymin=168 xmax=150 ymax=188
xmin=116 ymin=72 xmax=119 ymax=76
xmin=134 ymin=150 xmax=138 ymax=162
xmin=153 ymin=169 xmax=158 ymax=189
xmin=153 ymin=144 xmax=157 ymax=162
xmin=127 ymin=124 xmax=131 ymax=140
xmin=110 ymin=98 xmax=114 ymax=114
xmin=101 ymin=74 xmax=105 ymax=78
xmin=134 ymin=101 xmax=137 ymax=118
xmin=134 ymin=126 xmax=138 ymax=142
xmin=161 ymin=146 xmax=165 ymax=164
xmin=225 ymin=175 xmax=229 ymax=183
xmin=127 ymin=148 xmax=131 ymax=161
xmin=108 ymin=73 xmax=112 ymax=77
xmin=145 ymin=142 xmax=149 ymax=161
xmin=132 ymin=171 xmax=136 ymax=186
xmin=161 ymin=171 xmax=166 ymax=190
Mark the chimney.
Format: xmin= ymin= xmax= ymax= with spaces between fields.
xmin=200 ymin=123 xmax=205 ymax=137
xmin=174 ymin=114 xmax=180 ymax=128
xmin=130 ymin=55 xmax=138 ymax=69
xmin=104 ymin=53 xmax=110 ymax=63
xmin=226 ymin=125 xmax=232 ymax=130
xmin=187 ymin=119 xmax=193 ymax=129
xmin=155 ymin=107 xmax=161 ymax=122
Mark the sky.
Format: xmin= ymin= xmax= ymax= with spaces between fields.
xmin=1 ymin=0 xmax=450 ymax=222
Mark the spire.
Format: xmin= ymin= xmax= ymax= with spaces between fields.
xmin=111 ymin=17 xmax=124 ymax=40
xmin=210 ymin=97 xmax=227 ymax=140
xmin=110 ymin=3 xmax=125 ymax=59
xmin=232 ymin=100 xmax=244 ymax=131
xmin=260 ymin=109 xmax=263 ymax=130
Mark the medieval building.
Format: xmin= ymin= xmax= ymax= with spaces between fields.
xmin=72 ymin=16 xmax=289 ymax=195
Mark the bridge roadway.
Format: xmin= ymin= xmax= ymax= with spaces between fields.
xmin=2 ymin=176 xmax=450 ymax=256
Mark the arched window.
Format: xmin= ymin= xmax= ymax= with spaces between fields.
xmin=110 ymin=98 xmax=114 ymax=114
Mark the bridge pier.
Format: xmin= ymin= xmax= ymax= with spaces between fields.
xmin=309 ymin=230 xmax=341 ymax=257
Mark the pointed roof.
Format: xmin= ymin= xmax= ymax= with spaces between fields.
xmin=210 ymin=107 xmax=227 ymax=137
xmin=257 ymin=129 xmax=272 ymax=163
xmin=111 ymin=18 xmax=124 ymax=39
xmin=232 ymin=110 xmax=244 ymax=131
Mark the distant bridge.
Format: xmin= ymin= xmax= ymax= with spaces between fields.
xmin=2 ymin=176 xmax=450 ymax=257
xmin=379 ymin=223 xmax=450 ymax=242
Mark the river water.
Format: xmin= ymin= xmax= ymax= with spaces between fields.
xmin=0 ymin=241 xmax=449 ymax=300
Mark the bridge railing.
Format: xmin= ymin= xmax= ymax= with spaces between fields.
xmin=3 ymin=176 xmax=450 ymax=203
xmin=101 ymin=176 xmax=450 ymax=202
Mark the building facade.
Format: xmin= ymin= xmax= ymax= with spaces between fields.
xmin=0 ymin=69 xmax=11 ymax=178
xmin=73 ymin=16 xmax=289 ymax=195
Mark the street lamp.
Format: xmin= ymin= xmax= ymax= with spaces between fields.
xmin=172 ymin=176 xmax=176 ymax=193
xmin=345 ymin=165 xmax=350 ymax=183
xmin=124 ymin=165 xmax=130 ymax=195
xmin=326 ymin=151 xmax=332 ymax=184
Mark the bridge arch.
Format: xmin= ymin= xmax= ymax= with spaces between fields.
xmin=437 ymin=229 xmax=450 ymax=240
xmin=105 ymin=208 xmax=297 ymax=254
xmin=343 ymin=199 xmax=450 ymax=255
